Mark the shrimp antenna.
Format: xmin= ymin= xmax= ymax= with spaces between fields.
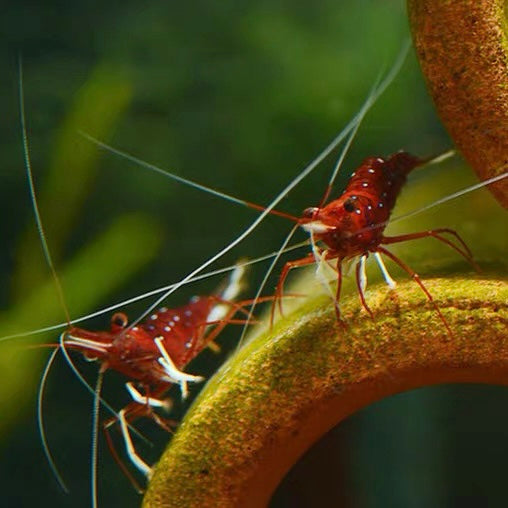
xmin=37 ymin=349 xmax=70 ymax=492
xmin=236 ymin=224 xmax=300 ymax=351
xmin=18 ymin=57 xmax=71 ymax=325
xmin=0 ymin=240 xmax=309 ymax=342
xmin=79 ymin=131 xmax=299 ymax=223
xmin=424 ymin=149 xmax=456 ymax=166
xmin=91 ymin=370 xmax=104 ymax=508
xmin=18 ymin=55 xmax=73 ymax=492
xmin=390 ymin=169 xmax=508 ymax=226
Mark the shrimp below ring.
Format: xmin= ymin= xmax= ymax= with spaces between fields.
xmin=62 ymin=263 xmax=261 ymax=487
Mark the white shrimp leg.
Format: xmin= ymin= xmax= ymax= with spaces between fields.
xmin=118 ymin=409 xmax=152 ymax=478
xmin=220 ymin=264 xmax=245 ymax=301
xmin=358 ymin=255 xmax=368 ymax=293
xmin=374 ymin=252 xmax=397 ymax=289
xmin=308 ymin=231 xmax=342 ymax=314
xmin=125 ymin=382 xmax=172 ymax=411
xmin=206 ymin=264 xmax=246 ymax=323
xmin=154 ymin=337 xmax=204 ymax=399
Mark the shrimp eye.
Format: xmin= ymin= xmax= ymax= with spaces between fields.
xmin=111 ymin=312 xmax=128 ymax=329
xmin=343 ymin=198 xmax=356 ymax=212
xmin=302 ymin=207 xmax=318 ymax=219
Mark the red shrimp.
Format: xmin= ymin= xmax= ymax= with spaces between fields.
xmin=63 ymin=264 xmax=258 ymax=488
xmin=273 ymin=151 xmax=480 ymax=335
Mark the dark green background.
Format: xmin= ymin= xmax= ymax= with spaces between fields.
xmin=1 ymin=1 xmax=507 ymax=507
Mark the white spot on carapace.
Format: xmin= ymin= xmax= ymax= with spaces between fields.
xmin=361 ymin=182 xmax=369 ymax=187
xmin=367 ymin=168 xmax=375 ymax=174
xmin=355 ymin=209 xmax=361 ymax=215
xmin=132 ymin=326 xmax=139 ymax=331
xmin=184 ymin=310 xmax=192 ymax=317
xmin=150 ymin=314 xmax=158 ymax=320
xmin=173 ymin=315 xmax=180 ymax=322
xmin=164 ymin=326 xmax=171 ymax=332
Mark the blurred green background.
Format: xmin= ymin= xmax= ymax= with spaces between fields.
xmin=1 ymin=0 xmax=507 ymax=507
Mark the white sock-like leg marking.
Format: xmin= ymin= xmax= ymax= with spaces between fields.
xmin=358 ymin=255 xmax=368 ymax=293
xmin=154 ymin=337 xmax=204 ymax=399
xmin=125 ymin=382 xmax=172 ymax=411
xmin=310 ymin=234 xmax=338 ymax=311
xmin=374 ymin=252 xmax=397 ymax=289
xmin=206 ymin=304 xmax=228 ymax=324
xmin=118 ymin=409 xmax=152 ymax=478
xmin=310 ymin=232 xmax=333 ymax=285
xmin=207 ymin=264 xmax=245 ymax=323
xmin=221 ymin=264 xmax=245 ymax=301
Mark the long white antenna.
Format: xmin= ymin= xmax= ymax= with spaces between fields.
xmin=18 ymin=55 xmax=74 ymax=493
xmin=37 ymin=348 xmax=70 ymax=492
xmin=390 ymin=170 xmax=508 ymax=225
xmin=80 ymin=132 xmax=255 ymax=208
xmin=236 ymin=224 xmax=300 ymax=350
xmin=91 ymin=370 xmax=104 ymax=508
xmin=18 ymin=57 xmax=71 ymax=325
xmin=79 ymin=132 xmax=298 ymax=222
xmin=0 ymin=241 xmax=309 ymax=342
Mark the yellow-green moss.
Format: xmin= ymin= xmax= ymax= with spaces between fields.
xmin=144 ymin=276 xmax=508 ymax=508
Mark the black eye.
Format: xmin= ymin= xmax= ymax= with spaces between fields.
xmin=111 ymin=312 xmax=128 ymax=328
xmin=343 ymin=199 xmax=355 ymax=212
xmin=302 ymin=207 xmax=318 ymax=219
